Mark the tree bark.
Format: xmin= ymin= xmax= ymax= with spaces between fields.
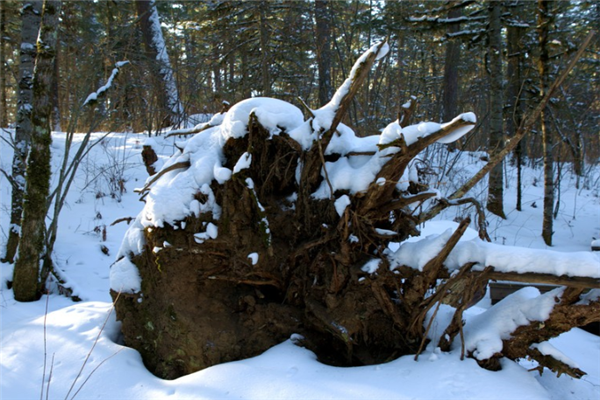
xmin=538 ymin=0 xmax=554 ymax=246
xmin=442 ymin=5 xmax=461 ymax=124
xmin=51 ymin=39 xmax=61 ymax=131
xmin=505 ymin=13 xmax=526 ymax=211
xmin=135 ymin=0 xmax=184 ymax=129
xmin=486 ymin=1 xmax=506 ymax=218
xmin=3 ymin=0 xmax=42 ymax=264
xmin=258 ymin=1 xmax=271 ymax=96
xmin=0 ymin=0 xmax=7 ymax=128
xmin=315 ymin=0 xmax=333 ymax=107
xmin=13 ymin=0 xmax=61 ymax=302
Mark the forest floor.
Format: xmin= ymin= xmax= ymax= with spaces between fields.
xmin=1 ymin=129 xmax=599 ymax=399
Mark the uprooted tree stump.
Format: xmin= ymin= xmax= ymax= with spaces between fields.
xmin=110 ymin=42 xmax=600 ymax=380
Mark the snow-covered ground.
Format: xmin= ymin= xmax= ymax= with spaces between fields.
xmin=1 ymin=126 xmax=599 ymax=400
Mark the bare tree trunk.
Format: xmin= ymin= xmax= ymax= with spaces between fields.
xmin=51 ymin=40 xmax=61 ymax=131
xmin=505 ymin=16 xmax=526 ymax=211
xmin=486 ymin=1 xmax=506 ymax=218
xmin=538 ymin=0 xmax=554 ymax=246
xmin=442 ymin=6 xmax=461 ymax=124
xmin=3 ymin=0 xmax=42 ymax=264
xmin=315 ymin=0 xmax=333 ymax=107
xmin=0 ymin=0 xmax=7 ymax=127
xmin=13 ymin=0 xmax=61 ymax=302
xmin=258 ymin=1 xmax=271 ymax=96
xmin=135 ymin=0 xmax=184 ymax=129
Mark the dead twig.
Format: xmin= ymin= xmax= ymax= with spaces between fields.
xmin=134 ymin=161 xmax=191 ymax=195
xmin=110 ymin=217 xmax=134 ymax=226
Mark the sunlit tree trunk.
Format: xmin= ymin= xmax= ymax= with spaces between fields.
xmin=135 ymin=0 xmax=184 ymax=129
xmin=487 ymin=1 xmax=506 ymax=218
xmin=13 ymin=0 xmax=61 ymax=302
xmin=3 ymin=0 xmax=42 ymax=264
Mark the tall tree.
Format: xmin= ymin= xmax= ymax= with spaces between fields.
xmin=135 ymin=0 xmax=184 ymax=129
xmin=0 ymin=0 xmax=7 ymax=127
xmin=2 ymin=0 xmax=42 ymax=264
xmin=486 ymin=1 xmax=506 ymax=218
xmin=315 ymin=0 xmax=333 ymax=106
xmin=441 ymin=2 xmax=462 ymax=124
xmin=538 ymin=0 xmax=554 ymax=245
xmin=257 ymin=0 xmax=271 ymax=96
xmin=504 ymin=1 xmax=529 ymax=211
xmin=13 ymin=0 xmax=61 ymax=302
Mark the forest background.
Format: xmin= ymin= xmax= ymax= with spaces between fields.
xmin=1 ymin=0 xmax=598 ymax=160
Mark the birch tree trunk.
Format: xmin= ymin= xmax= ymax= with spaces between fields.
xmin=3 ymin=0 xmax=42 ymax=264
xmin=13 ymin=0 xmax=61 ymax=302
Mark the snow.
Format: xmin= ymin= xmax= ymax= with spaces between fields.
xmin=311 ymin=41 xmax=389 ymax=133
xmin=248 ymin=252 xmax=259 ymax=266
xmin=233 ymin=152 xmax=252 ymax=174
xmin=446 ymin=239 xmax=600 ymax=278
xmin=463 ymin=287 xmax=562 ymax=361
xmin=531 ymin=341 xmax=580 ymax=369
xmin=109 ymin=257 xmax=142 ymax=294
xmin=334 ymin=194 xmax=351 ymax=216
xmin=1 ymin=93 xmax=600 ymax=399
xmin=389 ymin=229 xmax=455 ymax=271
xmin=388 ymin=228 xmax=600 ymax=278
xmin=194 ymin=222 xmax=218 ymax=244
xmin=361 ymin=259 xmax=381 ymax=274
xmin=221 ymin=97 xmax=304 ymax=139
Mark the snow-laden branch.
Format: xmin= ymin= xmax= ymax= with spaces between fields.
xmin=83 ymin=61 xmax=129 ymax=106
xmin=389 ymin=229 xmax=600 ymax=281
xmin=312 ymin=40 xmax=389 ymax=138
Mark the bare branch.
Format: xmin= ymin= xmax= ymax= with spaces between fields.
xmin=134 ymin=161 xmax=191 ymax=195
